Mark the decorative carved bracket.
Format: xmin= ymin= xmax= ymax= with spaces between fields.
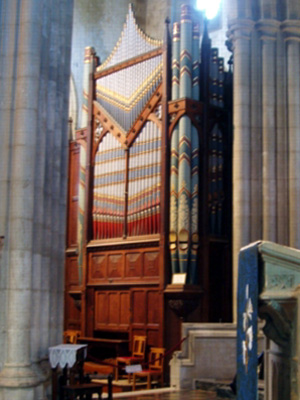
xmin=168 ymin=98 xmax=203 ymax=138
xmin=258 ymin=300 xmax=293 ymax=349
xmin=165 ymin=284 xmax=203 ymax=321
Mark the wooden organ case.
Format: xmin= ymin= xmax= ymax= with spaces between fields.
xmin=65 ymin=4 xmax=233 ymax=367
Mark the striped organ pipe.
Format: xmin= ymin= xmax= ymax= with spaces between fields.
xmin=81 ymin=47 xmax=96 ymax=127
xmin=127 ymin=121 xmax=161 ymax=236
xmin=77 ymin=47 xmax=96 ymax=283
xmin=93 ymin=133 xmax=125 ymax=239
xmin=190 ymin=23 xmax=200 ymax=284
xmin=170 ymin=22 xmax=180 ymax=274
xmin=178 ymin=4 xmax=193 ymax=274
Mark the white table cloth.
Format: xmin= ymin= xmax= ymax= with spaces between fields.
xmin=49 ymin=344 xmax=87 ymax=369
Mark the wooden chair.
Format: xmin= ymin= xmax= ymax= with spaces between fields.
xmin=115 ymin=335 xmax=146 ymax=381
xmin=63 ymin=330 xmax=81 ymax=344
xmin=132 ymin=347 xmax=165 ymax=390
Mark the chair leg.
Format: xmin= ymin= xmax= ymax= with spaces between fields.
xmin=115 ymin=361 xmax=119 ymax=381
xmin=147 ymin=374 xmax=151 ymax=390
xmin=133 ymin=374 xmax=136 ymax=391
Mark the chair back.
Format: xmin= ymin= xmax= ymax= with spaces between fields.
xmin=131 ymin=335 xmax=147 ymax=358
xmin=63 ymin=330 xmax=81 ymax=344
xmin=148 ymin=347 xmax=165 ymax=372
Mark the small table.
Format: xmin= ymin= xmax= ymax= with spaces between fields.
xmin=49 ymin=344 xmax=88 ymax=400
xmin=77 ymin=336 xmax=129 ymax=357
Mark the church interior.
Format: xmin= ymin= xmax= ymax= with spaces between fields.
xmin=1 ymin=0 xmax=300 ymax=399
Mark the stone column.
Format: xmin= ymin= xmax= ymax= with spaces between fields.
xmin=0 ymin=0 xmax=74 ymax=398
xmin=228 ymin=19 xmax=254 ymax=321
xmin=57 ymin=0 xmax=74 ymax=345
xmin=283 ymin=21 xmax=300 ymax=249
xmin=0 ymin=0 xmax=44 ymax=389
xmin=31 ymin=0 xmax=51 ymax=373
xmin=257 ymin=20 xmax=279 ymax=242
xmin=0 ymin=0 xmax=20 ymax=373
xmin=276 ymin=31 xmax=289 ymax=246
xmin=250 ymin=29 xmax=262 ymax=242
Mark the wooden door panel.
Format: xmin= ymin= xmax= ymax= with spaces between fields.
xmin=147 ymin=290 xmax=160 ymax=324
xmin=95 ymin=290 xmax=130 ymax=331
xmin=132 ymin=290 xmax=147 ymax=325
xmin=108 ymin=292 xmax=119 ymax=325
xmin=119 ymin=292 xmax=131 ymax=327
xmin=147 ymin=329 xmax=160 ymax=348
xmin=95 ymin=292 xmax=108 ymax=327
xmin=131 ymin=288 xmax=162 ymax=348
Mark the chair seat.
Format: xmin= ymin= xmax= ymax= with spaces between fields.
xmin=134 ymin=370 xmax=161 ymax=376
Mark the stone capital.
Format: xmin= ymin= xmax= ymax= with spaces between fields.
xmin=281 ymin=20 xmax=300 ymax=42
xmin=256 ymin=19 xmax=280 ymax=41
xmin=226 ymin=19 xmax=255 ymax=49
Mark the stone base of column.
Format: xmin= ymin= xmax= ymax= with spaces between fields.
xmin=0 ymin=385 xmax=46 ymax=400
xmin=0 ymin=364 xmax=43 ymax=388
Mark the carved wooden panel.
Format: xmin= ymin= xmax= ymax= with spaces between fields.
xmin=143 ymin=251 xmax=159 ymax=277
xmin=89 ymin=254 xmax=107 ymax=282
xmin=67 ymin=142 xmax=80 ymax=248
xmin=66 ymin=256 xmax=79 ymax=288
xmin=107 ymin=254 xmax=123 ymax=279
xmin=64 ymin=293 xmax=81 ymax=330
xmin=125 ymin=252 xmax=142 ymax=278
xmin=87 ymin=247 xmax=160 ymax=284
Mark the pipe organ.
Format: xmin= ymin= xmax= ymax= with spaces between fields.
xmin=65 ymin=3 xmax=233 ymax=363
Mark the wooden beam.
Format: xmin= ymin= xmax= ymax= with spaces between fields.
xmin=94 ymin=48 xmax=163 ymax=80
xmin=126 ymin=83 xmax=163 ymax=147
xmin=93 ymin=101 xmax=127 ymax=147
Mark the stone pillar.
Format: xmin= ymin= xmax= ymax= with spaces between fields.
xmin=30 ymin=0 xmax=49 ymax=378
xmin=0 ymin=0 xmax=19 ymax=374
xmin=257 ymin=20 xmax=279 ymax=242
xmin=249 ymin=29 xmax=262 ymax=243
xmin=0 ymin=0 xmax=44 ymax=389
xmin=276 ymin=30 xmax=289 ymax=246
xmin=228 ymin=19 xmax=254 ymax=321
xmin=283 ymin=20 xmax=300 ymax=249
xmin=0 ymin=0 xmax=74 ymax=398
